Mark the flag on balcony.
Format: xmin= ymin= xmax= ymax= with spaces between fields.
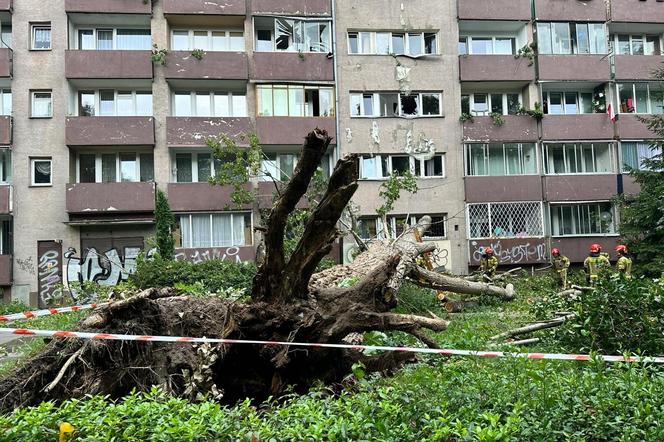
xmin=607 ymin=103 xmax=617 ymax=123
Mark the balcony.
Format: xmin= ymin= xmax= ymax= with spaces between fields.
xmin=0 ymin=48 xmax=11 ymax=78
xmin=544 ymin=175 xmax=618 ymax=201
xmin=255 ymin=117 xmax=335 ymax=145
xmin=458 ymin=0 xmax=531 ymax=21
xmin=65 ymin=50 xmax=153 ymax=80
xmin=611 ymin=0 xmax=664 ymax=23
xmin=618 ymin=114 xmax=656 ymax=139
xmin=167 ymin=183 xmax=253 ymax=212
xmin=257 ymin=181 xmax=309 ymax=209
xmin=614 ymin=55 xmax=664 ymax=81
xmin=459 ymin=55 xmax=535 ymax=83
xmin=166 ymin=117 xmax=251 ymax=146
xmin=622 ymin=174 xmax=640 ymax=195
xmin=465 ymin=176 xmax=543 ymax=203
xmin=163 ymin=0 xmax=246 ymax=15
xmin=534 ymin=0 xmax=606 ymax=21
xmin=469 ymin=238 xmax=548 ymax=265
xmin=462 ymin=116 xmax=538 ymax=142
xmin=164 ymin=51 xmax=248 ymax=80
xmin=541 ymin=114 xmax=614 ymax=140
xmin=0 ymin=255 xmax=10 ymax=286
xmin=251 ymin=0 xmax=331 ymax=16
xmin=551 ymin=237 xmax=620 ymax=263
xmin=66 ymin=117 xmax=155 ymax=147
xmin=65 ymin=0 xmax=151 ymax=14
xmin=0 ymin=1 xmax=11 ymax=12
xmin=0 ymin=116 xmax=11 ymax=145
xmin=253 ymin=52 xmax=333 ymax=81
xmin=0 ymin=185 xmax=10 ymax=214
xmin=66 ymin=182 xmax=156 ymax=214
xmin=538 ymin=55 xmax=610 ymax=81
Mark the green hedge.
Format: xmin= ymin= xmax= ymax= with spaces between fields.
xmin=3 ymin=359 xmax=664 ymax=441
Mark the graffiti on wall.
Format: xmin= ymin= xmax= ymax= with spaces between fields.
xmin=174 ymin=246 xmax=252 ymax=264
xmin=37 ymin=241 xmax=63 ymax=307
xmin=64 ymin=246 xmax=141 ymax=288
xmin=470 ymin=239 xmax=547 ymax=265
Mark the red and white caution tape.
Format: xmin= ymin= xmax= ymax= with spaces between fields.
xmin=1 ymin=326 xmax=663 ymax=364
xmin=0 ymin=303 xmax=107 ymax=323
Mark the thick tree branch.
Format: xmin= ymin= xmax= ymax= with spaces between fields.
xmin=490 ymin=314 xmax=575 ymax=341
xmin=409 ymin=266 xmax=515 ymax=300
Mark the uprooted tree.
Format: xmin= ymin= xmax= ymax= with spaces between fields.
xmin=0 ymin=129 xmax=514 ymax=411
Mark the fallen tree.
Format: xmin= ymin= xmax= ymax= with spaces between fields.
xmin=0 ymin=129 xmax=515 ymax=411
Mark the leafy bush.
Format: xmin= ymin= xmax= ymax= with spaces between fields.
xmin=131 ymin=257 xmax=256 ymax=294
xmin=533 ymin=276 xmax=664 ymax=354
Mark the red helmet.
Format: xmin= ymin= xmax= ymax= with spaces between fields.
xmin=590 ymin=243 xmax=601 ymax=253
xmin=615 ymin=245 xmax=628 ymax=253
xmin=551 ymin=248 xmax=560 ymax=256
xmin=484 ymin=247 xmax=494 ymax=255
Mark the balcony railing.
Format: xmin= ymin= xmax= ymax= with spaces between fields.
xmin=459 ymin=55 xmax=535 ymax=83
xmin=458 ymin=0 xmax=531 ymax=21
xmin=0 ymin=116 xmax=11 ymax=145
xmin=538 ymin=55 xmax=610 ymax=82
xmin=462 ymin=116 xmax=538 ymax=142
xmin=0 ymin=255 xmax=11 ymax=286
xmin=66 ymin=117 xmax=155 ymax=147
xmin=610 ymin=0 xmax=664 ymax=23
xmin=251 ymin=0 xmax=331 ymax=16
xmin=164 ymin=51 xmax=248 ymax=80
xmin=166 ymin=117 xmax=251 ymax=146
xmin=534 ymin=0 xmax=607 ymax=21
xmin=167 ymin=183 xmax=253 ymax=212
xmin=255 ymin=116 xmax=335 ymax=145
xmin=541 ymin=114 xmax=614 ymax=140
xmin=65 ymin=0 xmax=151 ymax=14
xmin=0 ymin=185 xmax=10 ymax=214
xmin=253 ymin=52 xmax=333 ymax=81
xmin=163 ymin=0 xmax=246 ymax=15
xmin=65 ymin=50 xmax=153 ymax=80
xmin=65 ymin=182 xmax=156 ymax=214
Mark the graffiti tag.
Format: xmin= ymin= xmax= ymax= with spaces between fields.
xmin=65 ymin=246 xmax=140 ymax=289
xmin=471 ymin=240 xmax=547 ymax=265
xmin=174 ymin=247 xmax=247 ymax=264
xmin=38 ymin=250 xmax=62 ymax=303
xmin=16 ymin=256 xmax=36 ymax=275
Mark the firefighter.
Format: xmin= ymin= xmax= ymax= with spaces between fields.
xmin=551 ymin=248 xmax=570 ymax=289
xmin=479 ymin=247 xmax=498 ymax=279
xmin=583 ymin=243 xmax=611 ymax=284
xmin=615 ymin=245 xmax=633 ymax=279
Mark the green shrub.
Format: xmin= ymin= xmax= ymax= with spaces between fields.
xmin=130 ymin=257 xmax=256 ymax=294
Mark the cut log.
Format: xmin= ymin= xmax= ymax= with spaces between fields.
xmin=444 ymin=298 xmax=480 ymax=313
xmin=410 ymin=266 xmax=515 ymax=300
xmin=490 ymin=314 xmax=575 ymax=341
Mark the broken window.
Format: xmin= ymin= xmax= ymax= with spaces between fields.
xmin=360 ymin=154 xmax=445 ymax=179
xmin=255 ymin=17 xmax=331 ymax=52
xmin=379 ymin=93 xmax=399 ymax=117
xmin=350 ymin=92 xmax=442 ymax=117
xmin=346 ymin=31 xmax=438 ymax=55
xmin=259 ymin=153 xmax=300 ymax=182
xmin=400 ymin=94 xmax=419 ymax=116
xmin=391 ymin=156 xmax=411 ymax=174
xmin=257 ymin=85 xmax=335 ymax=117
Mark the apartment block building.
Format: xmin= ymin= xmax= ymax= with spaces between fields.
xmin=0 ymin=0 xmax=661 ymax=305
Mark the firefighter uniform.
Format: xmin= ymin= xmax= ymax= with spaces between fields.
xmin=552 ymin=253 xmax=570 ymax=289
xmin=480 ymin=254 xmax=498 ymax=278
xmin=584 ymin=253 xmax=610 ymax=284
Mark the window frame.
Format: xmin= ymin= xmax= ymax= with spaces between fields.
xmin=537 ymin=22 xmax=607 ymax=55
xmin=30 ymin=90 xmax=53 ymax=118
xmin=76 ymin=89 xmax=153 ymax=117
xmin=76 ymin=152 xmax=154 ymax=183
xmin=0 ymin=89 xmax=11 ymax=116
xmin=349 ymin=91 xmax=443 ymax=118
xmin=253 ymin=16 xmax=332 ymax=53
xmin=170 ymin=28 xmax=245 ymax=52
xmin=549 ymin=201 xmax=617 ymax=237
xmin=177 ymin=212 xmax=253 ymax=248
xmin=171 ymin=90 xmax=247 ymax=118
xmin=256 ymin=84 xmax=335 ymax=118
xmin=466 ymin=201 xmax=545 ymax=240
xmin=347 ymin=30 xmax=438 ymax=56
xmin=619 ymin=140 xmax=662 ymax=172
xmin=31 ymin=23 xmax=52 ymax=50
xmin=462 ymin=92 xmax=522 ymax=116
xmin=458 ymin=35 xmax=517 ymax=55
xmin=30 ymin=157 xmax=52 ymax=187
xmin=616 ymin=82 xmax=664 ymax=115
xmin=543 ymin=142 xmax=615 ymax=175
xmin=0 ymin=148 xmax=10 ymax=184
xmin=612 ymin=33 xmax=661 ymax=56
xmin=543 ymin=91 xmax=596 ymax=115
xmin=359 ymin=154 xmax=446 ymax=180
xmin=75 ymin=27 xmax=152 ymax=50
xmin=465 ymin=143 xmax=539 ymax=177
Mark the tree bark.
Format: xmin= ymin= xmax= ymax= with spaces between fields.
xmin=490 ymin=314 xmax=575 ymax=341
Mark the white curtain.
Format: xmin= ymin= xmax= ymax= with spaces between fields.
xmin=233 ymin=215 xmax=246 ymax=246
xmin=180 ymin=215 xmax=191 ymax=248
xmin=116 ymin=29 xmax=151 ymax=50
xmin=191 ymin=215 xmax=211 ymax=248
xmin=212 ymin=214 xmax=232 ymax=247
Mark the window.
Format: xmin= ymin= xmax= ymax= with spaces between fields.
xmin=173 ymin=152 xmax=233 ymax=183
xmin=257 ymin=85 xmax=335 ymax=117
xmin=0 ymin=219 xmax=10 ymax=255
xmin=78 ymin=152 xmax=153 ymax=183
xmin=467 ymin=202 xmax=544 ymax=239
xmin=259 ymin=152 xmax=299 ymax=181
xmin=357 ymin=215 xmax=446 ymax=239
xmin=77 ymin=90 xmax=152 ymax=117
xmin=254 ymin=17 xmax=331 ymax=52
xmin=461 ymin=93 xmax=521 ymax=116
xmin=171 ymin=29 xmax=244 ymax=51
xmin=350 ymin=92 xmax=442 ymax=117
xmin=543 ymin=91 xmax=597 ymax=115
xmin=466 ymin=143 xmax=537 ymax=176
xmin=178 ymin=212 xmax=252 ymax=248
xmin=621 ymin=141 xmax=661 ymax=171
xmin=550 ymin=202 xmax=616 ymax=236
xmin=360 ymin=154 xmax=445 ymax=179
xmin=31 ymin=91 xmax=52 ymax=118
xmin=537 ymin=22 xmax=606 ymax=55
xmin=76 ymin=28 xmax=151 ymax=50
xmin=458 ymin=36 xmax=516 ymax=55
xmin=613 ymin=34 xmax=660 ymax=56
xmin=171 ymin=91 xmax=247 ymax=117
xmin=544 ymin=143 xmax=613 ymax=174
xmin=31 ymin=23 xmax=51 ymax=50
xmin=347 ymin=31 xmax=438 ymax=55
xmin=30 ymin=157 xmax=52 ymax=186
xmin=617 ymin=83 xmax=664 ymax=114
xmin=0 ymin=24 xmax=11 ymax=49
xmin=0 ymin=89 xmax=10 ymax=115
xmin=0 ymin=148 xmax=10 ymax=183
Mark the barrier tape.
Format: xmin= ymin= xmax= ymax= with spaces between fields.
xmin=0 ymin=303 xmax=107 ymax=323
xmin=1 ymin=326 xmax=663 ymax=364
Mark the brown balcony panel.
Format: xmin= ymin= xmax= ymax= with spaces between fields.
xmin=551 ymin=237 xmax=619 ymax=263
xmin=0 ymin=185 xmax=10 ymax=214
xmin=66 ymin=182 xmax=156 ymax=214
xmin=257 ymin=181 xmax=309 ymax=209
xmin=459 ymin=55 xmax=534 ymax=82
xmin=618 ymin=114 xmax=657 ymax=139
xmin=463 ymin=116 xmax=538 ymax=142
xmin=251 ymin=0 xmax=331 ymax=16
xmin=163 ymin=0 xmax=246 ymax=15
xmin=615 ymin=55 xmax=664 ymax=80
xmin=0 ymin=255 xmax=10 ymax=286
xmin=65 ymin=0 xmax=151 ymax=14
xmin=544 ymin=175 xmax=618 ymax=201
xmin=468 ymin=238 xmax=548 ymax=265
xmin=465 ymin=176 xmax=543 ymax=203
xmin=0 ymin=116 xmax=11 ymax=145
xmin=458 ymin=0 xmax=531 ymax=20
xmin=175 ymin=247 xmax=256 ymax=263
xmin=0 ymin=0 xmax=10 ymax=12
xmin=165 ymin=51 xmax=248 ymax=80
xmin=65 ymin=51 xmax=153 ymax=79
xmin=542 ymin=115 xmax=613 ymax=140
xmin=0 ymin=48 xmax=11 ymax=78
xmin=534 ymin=0 xmax=606 ymax=21
xmin=167 ymin=117 xmax=251 ymax=146
xmin=256 ymin=117 xmax=335 ymax=145
xmin=167 ymin=183 xmax=253 ymax=212
xmin=622 ymin=174 xmax=641 ymax=196
xmin=538 ymin=55 xmax=610 ymax=81
xmin=611 ymin=0 xmax=664 ymax=23
xmin=253 ymin=52 xmax=333 ymax=81
xmin=66 ymin=117 xmax=155 ymax=147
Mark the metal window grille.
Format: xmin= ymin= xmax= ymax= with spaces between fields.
xmin=467 ymin=202 xmax=543 ymax=239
